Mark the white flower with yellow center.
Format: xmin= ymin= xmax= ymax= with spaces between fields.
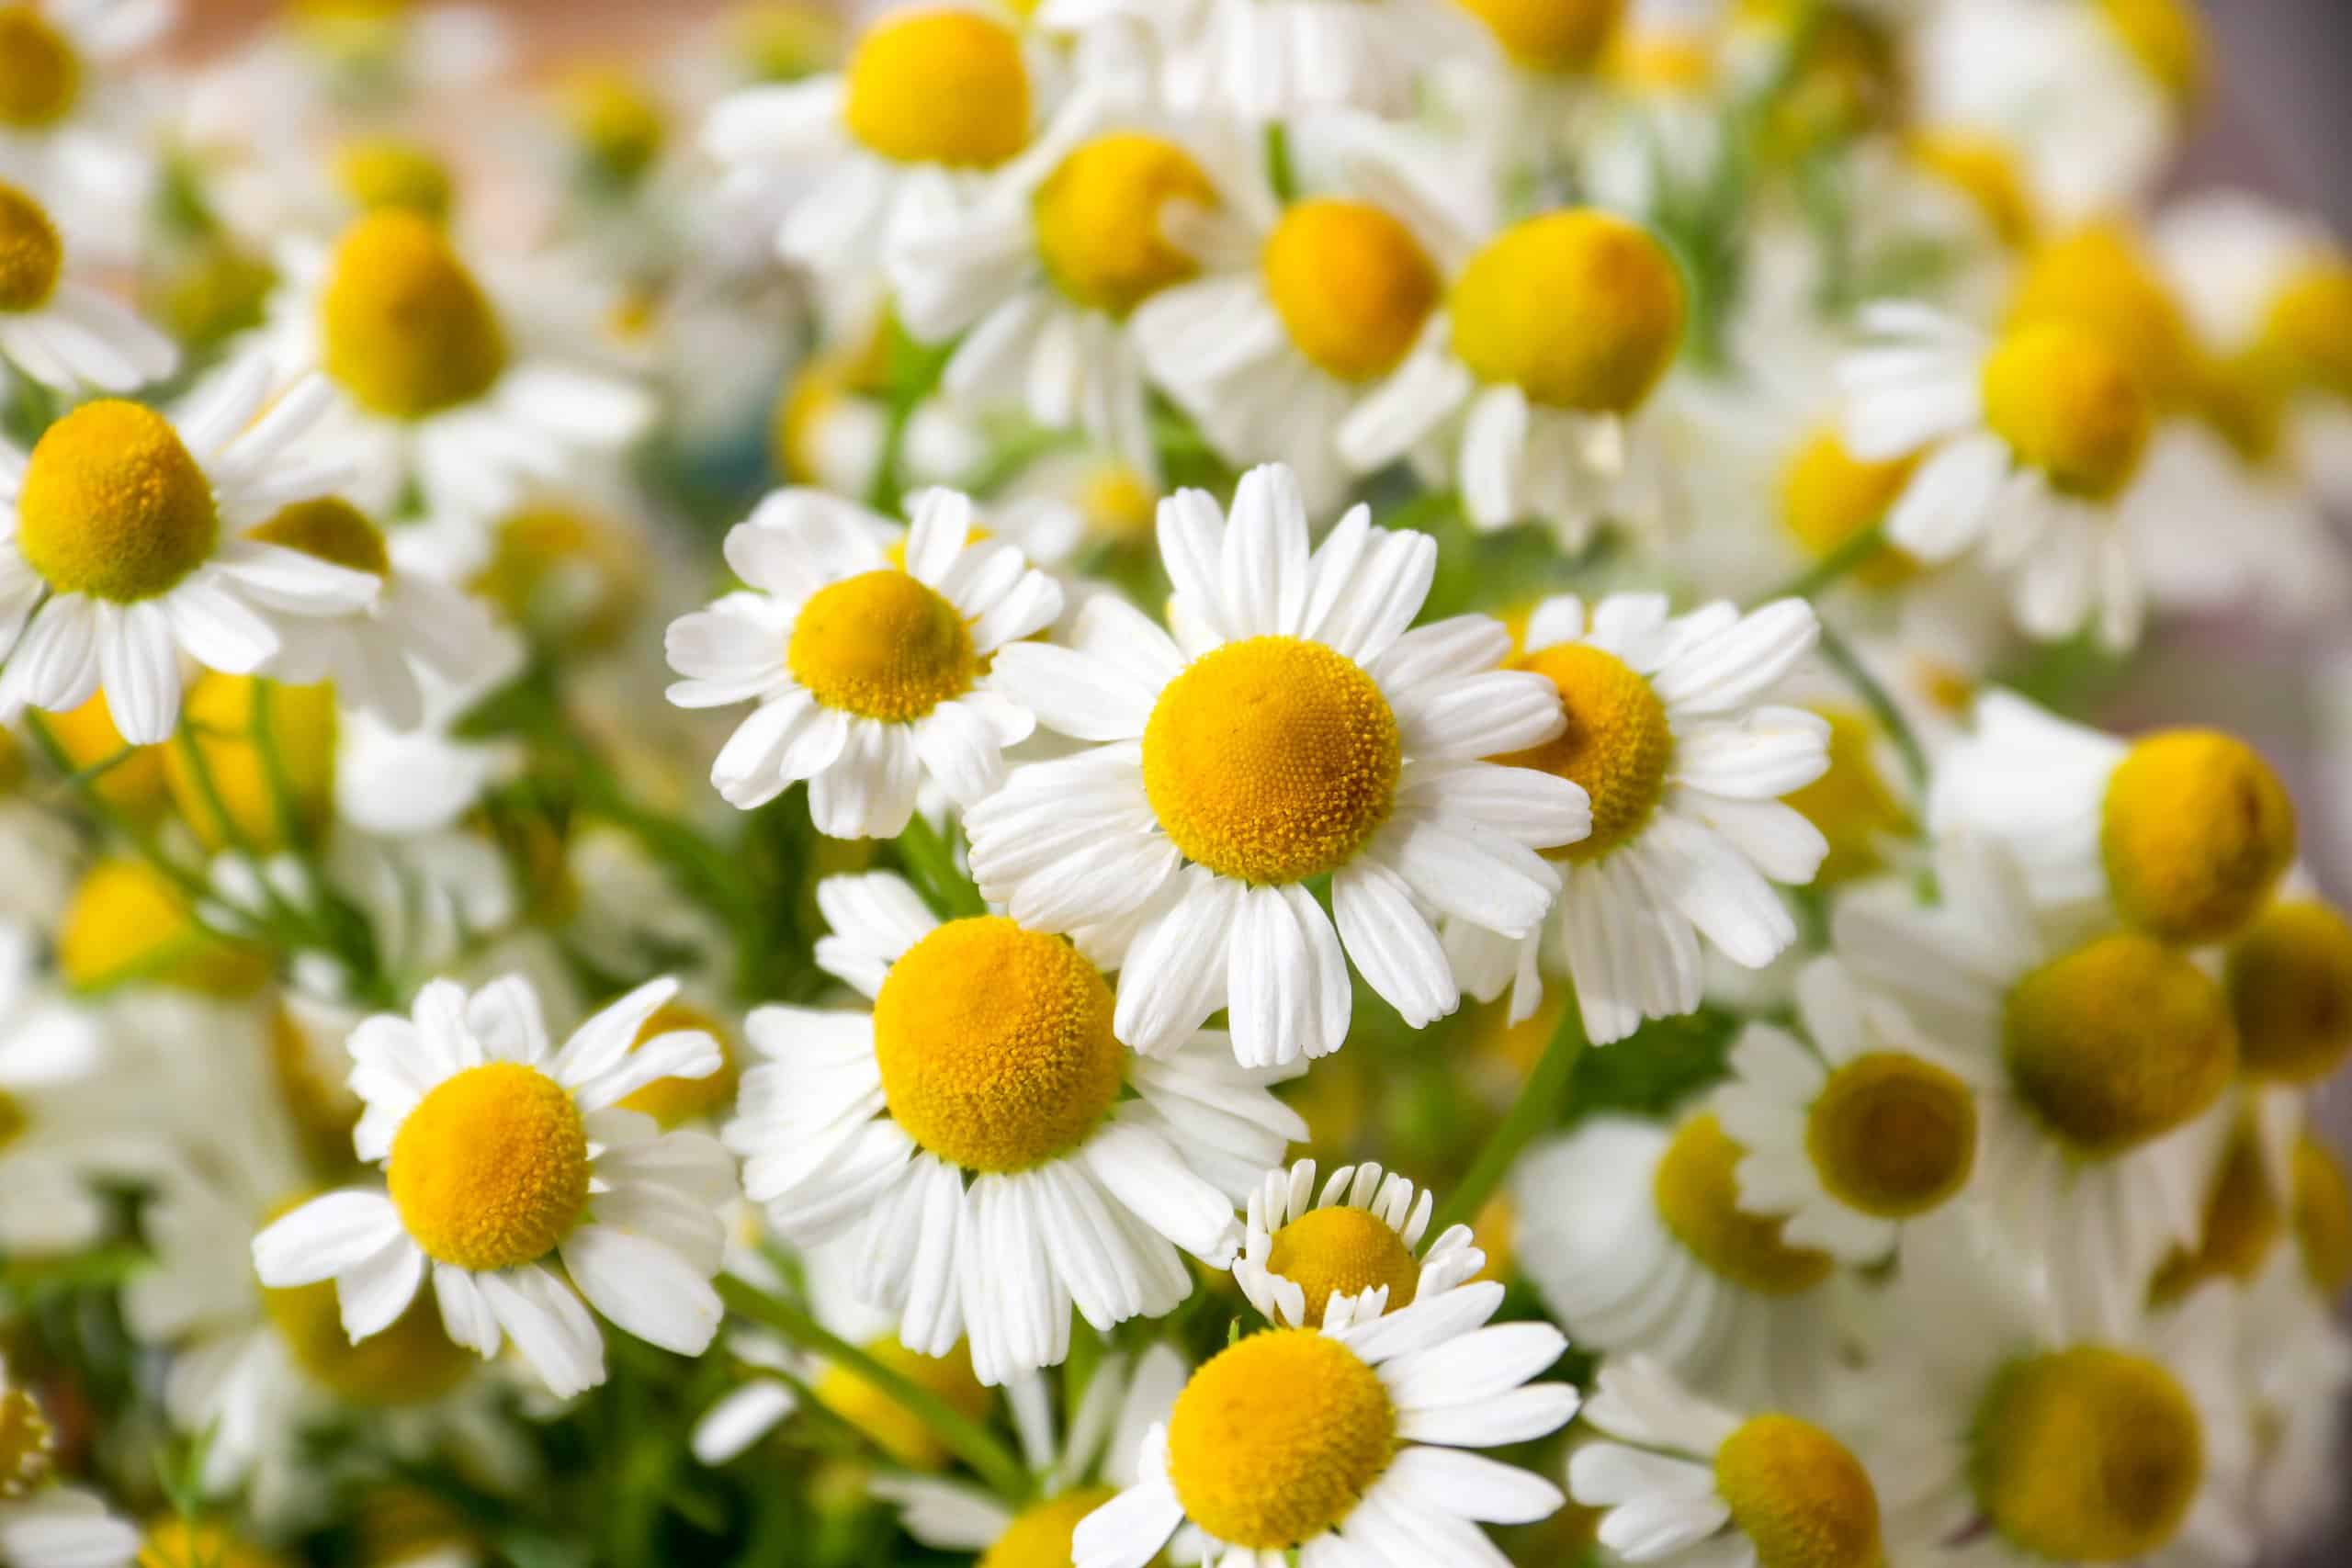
xmin=0 ymin=178 xmax=170 ymax=393
xmin=1569 ymin=1355 xmax=1900 ymax=1568
xmin=1231 ymin=1158 xmax=1484 ymax=1330
xmin=968 ymin=464 xmax=1590 ymax=1066
xmin=704 ymin=3 xmax=1041 ymax=282
xmin=662 ymin=485 xmax=1061 ymax=834
xmin=1073 ymin=1280 xmax=1579 ymax=1568
xmin=724 ymin=870 xmax=1306 ymax=1386
xmin=1711 ymin=955 xmax=1989 ymax=1265
xmin=2220 ymin=886 xmax=2352 ymax=1193
xmin=252 ymin=975 xmax=740 ymax=1399
xmin=1513 ymin=1112 xmax=1844 ymax=1414
xmin=1442 ymin=591 xmax=1829 ymax=1046
xmin=0 ymin=359 xmax=381 ymax=746
xmin=0 ymin=0 xmax=173 ymax=259
xmin=0 ymin=1360 xmax=139 ymax=1568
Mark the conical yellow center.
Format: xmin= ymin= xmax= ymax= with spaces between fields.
xmin=0 ymin=180 xmax=59 ymax=311
xmin=0 ymin=1389 xmax=51 ymax=1498
xmin=320 ymin=209 xmax=509 ymax=420
xmin=2291 ymin=1136 xmax=2352 ymax=1295
xmin=164 ymin=675 xmax=339 ymax=854
xmin=138 ymin=1520 xmax=292 ymax=1568
xmin=1142 ymin=637 xmax=1401 ymax=886
xmin=1450 ymin=210 xmax=1686 ymax=412
xmin=387 ymin=1062 xmax=590 ymax=1271
xmin=1032 ymin=131 xmax=1216 ymax=318
xmin=1778 ymin=430 xmax=1918 ymax=590
xmin=1456 ymin=0 xmax=1623 ymax=73
xmin=978 ymin=1486 xmax=1118 ymax=1568
xmin=1496 ymin=642 xmax=1671 ymax=863
xmin=616 ymin=1000 xmax=741 ymax=1126
xmin=842 ymin=9 xmax=1028 ymax=169
xmin=1905 ymin=131 xmax=2036 ymax=248
xmin=813 ymin=1337 xmax=991 ymax=1471
xmin=1261 ymin=199 xmax=1442 ymax=383
xmin=58 ymin=857 xmax=267 ymax=997
xmin=872 ymin=916 xmax=1123 ymax=1173
xmin=561 ymin=68 xmax=668 ymax=183
xmin=1656 ymin=1112 xmax=1835 ymax=1294
xmin=1265 ymin=1205 xmax=1421 ymax=1326
xmin=2225 ymin=899 xmax=2352 ymax=1084
xmin=2151 ymin=1125 xmax=2280 ymax=1303
xmin=0 ymin=6 xmax=77 ymax=130
xmin=1784 ymin=709 xmax=1911 ymax=886
xmin=262 ymin=1277 xmax=475 ymax=1404
xmin=1713 ymin=1415 xmax=1885 ymax=1568
xmin=2005 ymin=224 xmax=2195 ymax=412
xmin=251 ymin=496 xmax=393 ymax=577
xmin=2260 ymin=261 xmax=2352 ymax=402
xmin=1979 ymin=321 xmax=2152 ymax=501
xmin=333 ymin=136 xmax=455 ymax=222
xmin=2002 ymin=934 xmax=2235 ymax=1159
xmin=42 ymin=691 xmax=168 ymax=817
xmin=2100 ymin=729 xmax=2296 ymax=945
xmin=786 ymin=569 xmax=977 ymax=720
xmin=2098 ymin=0 xmax=2206 ymax=103
xmin=1804 ymin=1052 xmax=1977 ymax=1219
xmin=17 ymin=401 xmax=219 ymax=603
xmin=1972 ymin=1348 xmax=2203 ymax=1562
xmin=1166 ymin=1330 xmax=1396 ymax=1551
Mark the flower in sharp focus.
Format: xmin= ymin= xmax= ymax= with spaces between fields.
xmin=1232 ymin=1159 xmax=1484 ymax=1330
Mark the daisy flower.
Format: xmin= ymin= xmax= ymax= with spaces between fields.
xmin=969 ymin=463 xmax=1589 ymax=1066
xmin=1442 ymin=591 xmax=1830 ymax=1046
xmin=1073 ymin=1279 xmax=1580 ymax=1568
xmin=662 ymin=484 xmax=1061 ymax=834
xmin=1710 ymin=954 xmax=1990 ymax=1263
xmin=0 ymin=1360 xmax=139 ymax=1568
xmin=725 ymin=870 xmax=1306 ymax=1385
xmin=0 ymin=358 xmax=380 ymax=745
xmin=2221 ymin=890 xmax=2352 ymax=1190
xmin=1339 ymin=207 xmax=1690 ymax=548
xmin=0 ymin=178 xmax=171 ymax=393
xmin=1231 ymin=1158 xmax=1485 ymax=1329
xmin=0 ymin=0 xmax=174 ymax=258
xmin=252 ymin=975 xmax=740 ymax=1399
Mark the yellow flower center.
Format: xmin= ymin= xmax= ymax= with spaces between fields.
xmin=786 ymin=569 xmax=978 ymax=721
xmin=1456 ymin=0 xmax=1623 ymax=73
xmin=561 ymin=68 xmax=667 ymax=183
xmin=251 ymin=496 xmax=393 ymax=577
xmin=138 ymin=1521 xmax=291 ymax=1568
xmin=2151 ymin=1125 xmax=2281 ymax=1303
xmin=615 ymin=1000 xmax=740 ymax=1126
xmin=2260 ymin=261 xmax=2352 ymax=402
xmin=41 ymin=691 xmax=168 ymax=817
xmin=387 ymin=1062 xmax=591 ymax=1271
xmin=2100 ymin=729 xmax=2296 ymax=945
xmin=2005 ymin=224 xmax=2196 ymax=412
xmin=333 ymin=136 xmax=454 ymax=222
xmin=1449 ymin=210 xmax=1686 ymax=412
xmin=473 ymin=502 xmax=643 ymax=653
xmin=1979 ymin=321 xmax=2152 ymax=501
xmin=320 ymin=209 xmax=509 ymax=421
xmin=1495 ymin=642 xmax=1671 ymax=863
xmin=2291 ymin=1136 xmax=2352 ymax=1296
xmin=2224 ymin=899 xmax=2352 ymax=1084
xmin=814 ymin=1337 xmax=991 ymax=1471
xmin=1141 ymin=637 xmax=1401 ymax=886
xmin=1656 ymin=1112 xmax=1835 ymax=1294
xmin=1971 ymin=1348 xmax=2204 ymax=1562
xmin=977 ymin=1486 xmax=1119 ymax=1568
xmin=17 ymin=401 xmax=220 ymax=603
xmin=1713 ymin=1415 xmax=1886 ymax=1568
xmin=2002 ymin=933 xmax=2235 ymax=1159
xmin=2097 ymin=0 xmax=2206 ymax=104
xmin=58 ymin=857 xmax=267 ymax=996
xmin=0 ymin=6 xmax=78 ymax=130
xmin=0 ymin=181 xmax=59 ymax=311
xmin=1804 ymin=1052 xmax=1977 ymax=1220
xmin=1265 ymin=1205 xmax=1421 ymax=1325
xmin=1784 ymin=709 xmax=1911 ymax=886
xmin=0 ymin=1389 xmax=51 ymax=1498
xmin=1165 ymin=1330 xmax=1396 ymax=1551
xmin=842 ymin=8 xmax=1029 ymax=170
xmin=1905 ymin=131 xmax=2036 ymax=248
xmin=1078 ymin=463 xmax=1158 ymax=544
xmin=1778 ymin=430 xmax=1919 ymax=590
xmin=164 ymin=675 xmax=339 ymax=854
xmin=1261 ymin=199 xmax=1442 ymax=383
xmin=261 ymin=1278 xmax=475 ymax=1404
xmin=872 ymin=916 xmax=1123 ymax=1173
xmin=1031 ymin=131 xmax=1216 ymax=318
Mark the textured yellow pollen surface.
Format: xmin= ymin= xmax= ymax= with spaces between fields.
xmin=1497 ymin=642 xmax=1671 ymax=863
xmin=17 ymin=401 xmax=219 ymax=603
xmin=1166 ymin=1330 xmax=1396 ymax=1550
xmin=786 ymin=569 xmax=978 ymax=721
xmin=1266 ymin=1205 xmax=1421 ymax=1325
xmin=1980 ymin=321 xmax=2152 ymax=501
xmin=1971 ymin=1348 xmax=2203 ymax=1562
xmin=1033 ymin=131 xmax=1216 ymax=318
xmin=320 ymin=209 xmax=509 ymax=420
xmin=388 ymin=1063 xmax=590 ymax=1271
xmin=1261 ymin=199 xmax=1442 ymax=383
xmin=1657 ymin=1112 xmax=1835 ymax=1293
xmin=842 ymin=9 xmax=1029 ymax=169
xmin=2100 ymin=729 xmax=2295 ymax=945
xmin=1805 ymin=1051 xmax=1977 ymax=1218
xmin=1713 ymin=1415 xmax=1886 ymax=1568
xmin=1449 ymin=210 xmax=1686 ymax=412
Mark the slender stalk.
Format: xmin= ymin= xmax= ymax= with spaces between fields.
xmin=1429 ymin=997 xmax=1588 ymax=1239
xmin=1263 ymin=120 xmax=1299 ymax=203
xmin=1813 ymin=617 xmax=1930 ymax=796
xmin=1757 ymin=518 xmax=1890 ymax=605
xmin=21 ymin=716 xmax=234 ymax=917
xmin=896 ymin=812 xmax=986 ymax=920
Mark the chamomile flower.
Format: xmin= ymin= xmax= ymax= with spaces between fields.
xmin=725 ymin=870 xmax=1306 ymax=1386
xmin=0 ymin=358 xmax=380 ymax=745
xmin=0 ymin=179 xmax=171 ymax=393
xmin=0 ymin=1361 xmax=138 ymax=1568
xmin=2222 ymin=892 xmax=2352 ymax=1187
xmin=0 ymin=0 xmax=173 ymax=259
xmin=253 ymin=975 xmax=740 ymax=1399
xmin=662 ymin=485 xmax=1060 ymax=833
xmin=1231 ymin=1159 xmax=1484 ymax=1329
xmin=1442 ymin=591 xmax=1830 ymax=1046
xmin=1340 ymin=208 xmax=1690 ymax=548
xmin=1073 ymin=1280 xmax=1579 ymax=1568
xmin=969 ymin=464 xmax=1590 ymax=1066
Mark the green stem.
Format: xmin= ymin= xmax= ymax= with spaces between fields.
xmin=895 ymin=812 xmax=986 ymax=920
xmin=1429 ymin=997 xmax=1588 ymax=1239
xmin=22 ymin=716 xmax=232 ymax=918
xmin=1814 ymin=617 xmax=1930 ymax=796
xmin=715 ymin=1278 xmax=1031 ymax=1500
xmin=1758 ymin=519 xmax=1889 ymax=605
xmin=1263 ymin=120 xmax=1299 ymax=203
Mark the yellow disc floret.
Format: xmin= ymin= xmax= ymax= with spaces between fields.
xmin=1905 ymin=131 xmax=2036 ymax=249
xmin=333 ymin=136 xmax=454 ymax=221
xmin=1142 ymin=637 xmax=1401 ymax=886
xmin=40 ymin=692 xmax=168 ymax=817
xmin=1656 ymin=1112 xmax=1835 ymax=1293
xmin=2151 ymin=1124 xmax=2281 ymax=1303
xmin=164 ymin=675 xmax=339 ymax=853
xmin=2292 ymin=1136 xmax=2352 ymax=1296
xmin=2260 ymin=261 xmax=2352 ymax=402
xmin=978 ymin=1486 xmax=1118 ymax=1568
xmin=1778 ymin=430 xmax=1919 ymax=590
xmin=251 ymin=496 xmax=394 ymax=577
xmin=1972 ymin=1348 xmax=2204 ymax=1562
xmin=813 ymin=1337 xmax=991 ymax=1471
xmin=1165 ymin=1330 xmax=1396 ymax=1551
xmin=0 ymin=6 xmax=78 ymax=130
xmin=842 ymin=9 xmax=1028 ymax=169
xmin=320 ymin=209 xmax=509 ymax=420
xmin=872 ymin=916 xmax=1122 ymax=1172
xmin=1496 ymin=642 xmax=1671 ymax=863
xmin=58 ymin=857 xmax=268 ymax=996
xmin=1032 ymin=132 xmax=1216 ymax=318
xmin=388 ymin=1063 xmax=590 ymax=1271
xmin=0 ymin=181 xmax=59 ymax=311
xmin=2225 ymin=899 xmax=2352 ymax=1084
xmin=1456 ymin=0 xmax=1624 ymax=73
xmin=1265 ymin=1205 xmax=1420 ymax=1325
xmin=1804 ymin=1052 xmax=1977 ymax=1219
xmin=2100 ymin=729 xmax=2296 ymax=945
xmin=17 ymin=401 xmax=219 ymax=603
xmin=262 ymin=1277 xmax=475 ymax=1404
xmin=1783 ymin=709 xmax=1911 ymax=885
xmin=616 ymin=999 xmax=741 ymax=1126
xmin=1261 ymin=199 xmax=1442 ymax=383
xmin=561 ymin=68 xmax=667 ymax=184
xmin=2005 ymin=224 xmax=2196 ymax=412
xmin=1979 ymin=321 xmax=2152 ymax=501
xmin=2002 ymin=933 xmax=2235 ymax=1158
xmin=0 ymin=1388 xmax=51 ymax=1498
xmin=786 ymin=569 xmax=977 ymax=721
xmin=1450 ymin=210 xmax=1686 ymax=412
xmin=1713 ymin=1415 xmax=1886 ymax=1568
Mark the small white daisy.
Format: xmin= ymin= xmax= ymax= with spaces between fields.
xmin=662 ymin=484 xmax=1060 ymax=834
xmin=0 ymin=0 xmax=175 ymax=260
xmin=0 ymin=1361 xmax=138 ymax=1568
xmin=0 ymin=177 xmax=171 ymax=393
xmin=1231 ymin=1158 xmax=1485 ymax=1329
xmin=252 ymin=975 xmax=740 ymax=1398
